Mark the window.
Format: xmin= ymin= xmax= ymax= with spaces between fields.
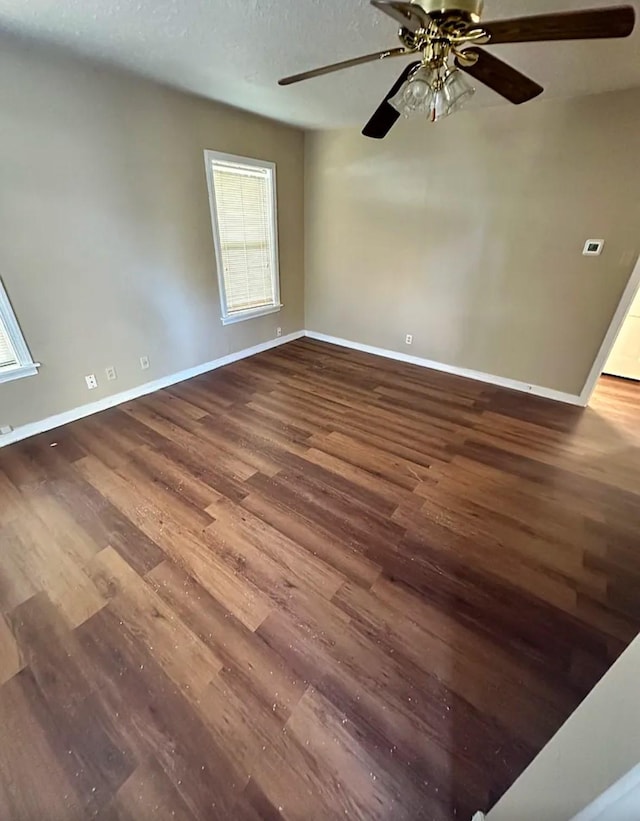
xmin=204 ymin=151 xmax=281 ymax=325
xmin=0 ymin=279 xmax=39 ymax=385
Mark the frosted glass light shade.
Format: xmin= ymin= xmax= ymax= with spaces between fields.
xmin=443 ymin=69 xmax=475 ymax=114
xmin=389 ymin=67 xmax=434 ymax=117
xmin=430 ymin=88 xmax=450 ymax=122
xmin=389 ymin=65 xmax=475 ymax=123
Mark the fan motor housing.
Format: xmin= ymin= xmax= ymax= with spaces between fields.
xmin=411 ymin=0 xmax=484 ymax=23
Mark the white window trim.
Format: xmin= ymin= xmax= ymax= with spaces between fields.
xmin=203 ymin=150 xmax=282 ymax=326
xmin=0 ymin=279 xmax=39 ymax=385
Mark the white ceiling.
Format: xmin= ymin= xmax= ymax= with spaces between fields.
xmin=0 ymin=0 xmax=638 ymax=129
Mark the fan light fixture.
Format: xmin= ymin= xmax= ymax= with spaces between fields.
xmin=389 ymin=65 xmax=475 ymax=122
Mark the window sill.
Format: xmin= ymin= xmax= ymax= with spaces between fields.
xmin=0 ymin=362 xmax=40 ymax=385
xmin=221 ymin=304 xmax=283 ymax=326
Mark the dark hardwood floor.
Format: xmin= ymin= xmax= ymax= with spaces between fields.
xmin=1 ymin=339 xmax=639 ymax=820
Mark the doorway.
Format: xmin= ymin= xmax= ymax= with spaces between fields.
xmin=603 ymin=285 xmax=640 ymax=381
xmin=580 ymin=255 xmax=640 ymax=405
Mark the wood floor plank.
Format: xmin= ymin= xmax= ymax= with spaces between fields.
xmin=287 ymin=686 xmax=424 ymax=820
xmin=0 ymin=675 xmax=83 ymax=820
xmin=0 ymin=339 xmax=638 ymax=819
xmin=77 ymin=607 xmax=241 ymax=820
xmin=246 ymin=469 xmax=405 ymax=557
xmin=88 ymin=547 xmax=223 ymax=700
xmin=0 ymin=526 xmax=40 ymax=613
xmin=0 ymin=613 xmax=23 ymax=685
xmin=308 ymin=429 xmax=425 ymax=491
xmin=196 ymin=666 xmax=290 ymax=788
xmin=114 ymin=457 xmax=216 ymax=534
xmin=99 ymin=758 xmax=196 ymax=821
xmin=257 ymin=606 xmax=488 ymax=819
xmin=120 ymin=402 xmax=253 ymax=502
xmin=76 ymin=454 xmax=271 ymax=629
xmin=239 ymin=490 xmax=382 ymax=589
xmin=44 ymin=463 xmax=167 ymax=576
xmin=9 ymin=593 xmax=136 ymax=813
xmin=20 ymin=486 xmax=104 ymax=568
xmin=128 ymin=444 xmax=224 ymax=511
xmin=0 ymin=470 xmax=23 ymax=525
xmin=333 ymin=579 xmax=568 ymax=749
xmin=304 ymin=445 xmax=423 ymax=510
xmin=3 ymin=514 xmax=104 ymax=628
xmin=206 ymin=499 xmax=346 ymax=604
xmin=146 ymin=560 xmax=307 ymax=718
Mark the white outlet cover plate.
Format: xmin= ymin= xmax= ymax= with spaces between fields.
xmin=85 ymin=375 xmax=98 ymax=390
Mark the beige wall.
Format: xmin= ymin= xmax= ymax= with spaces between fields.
xmin=305 ymin=88 xmax=640 ymax=395
xmin=0 ymin=36 xmax=304 ymax=431
xmin=486 ymin=633 xmax=640 ymax=821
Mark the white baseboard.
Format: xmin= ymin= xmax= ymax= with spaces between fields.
xmin=1 ymin=327 xmax=585 ymax=448
xmin=305 ymin=331 xmax=584 ymax=406
xmin=0 ymin=331 xmax=305 ymax=447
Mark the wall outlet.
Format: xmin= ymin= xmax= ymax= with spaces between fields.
xmin=0 ymin=425 xmax=12 ymax=435
xmin=85 ymin=374 xmax=98 ymax=390
xmin=405 ymin=334 xmax=414 ymax=346
xmin=106 ymin=366 xmax=117 ymax=381
xmin=276 ymin=327 xmax=282 ymax=338
xmin=140 ymin=356 xmax=150 ymax=370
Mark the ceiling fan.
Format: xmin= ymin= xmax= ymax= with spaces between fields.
xmin=278 ymin=1 xmax=636 ymax=138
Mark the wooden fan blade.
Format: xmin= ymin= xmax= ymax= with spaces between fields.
xmin=482 ymin=5 xmax=635 ymax=44
xmin=279 ymin=47 xmax=408 ymax=86
xmin=455 ymin=49 xmax=543 ymax=104
xmin=370 ymin=0 xmax=427 ymax=33
xmin=362 ymin=61 xmax=421 ymax=139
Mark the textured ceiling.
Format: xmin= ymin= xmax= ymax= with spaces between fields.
xmin=0 ymin=0 xmax=638 ymax=129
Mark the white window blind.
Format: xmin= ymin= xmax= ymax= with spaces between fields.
xmin=0 ymin=317 xmax=18 ymax=370
xmin=205 ymin=152 xmax=281 ymax=325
